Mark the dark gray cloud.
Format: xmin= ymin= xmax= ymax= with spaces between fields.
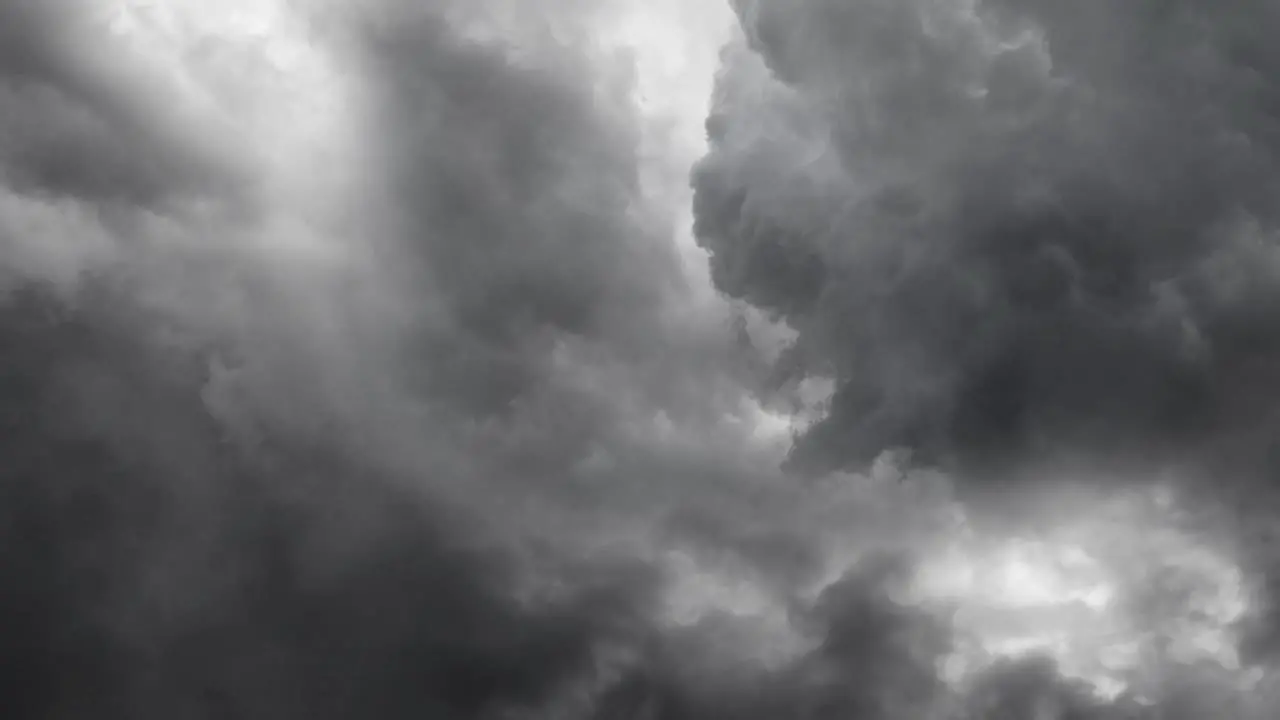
xmin=695 ymin=0 xmax=1280 ymax=484
xmin=4 ymin=0 xmax=1280 ymax=718
xmin=0 ymin=281 xmax=667 ymax=719
xmin=690 ymin=0 xmax=1280 ymax=711
xmin=0 ymin=1 xmax=748 ymax=718
xmin=364 ymin=7 xmax=673 ymax=413
xmin=0 ymin=1 xmax=657 ymax=717
xmin=0 ymin=1 xmax=251 ymax=210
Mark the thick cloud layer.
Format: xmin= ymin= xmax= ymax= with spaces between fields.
xmin=5 ymin=0 xmax=1280 ymax=718
xmin=0 ymin=1 xmax=765 ymax=717
xmin=690 ymin=0 xmax=1280 ymax=713
xmin=695 ymin=0 xmax=1280 ymax=484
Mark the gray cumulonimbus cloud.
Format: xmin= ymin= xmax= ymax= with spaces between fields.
xmin=6 ymin=0 xmax=1280 ymax=717
xmin=694 ymin=0 xmax=1280 ymax=481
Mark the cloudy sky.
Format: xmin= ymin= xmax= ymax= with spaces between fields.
xmin=6 ymin=0 xmax=1280 ymax=717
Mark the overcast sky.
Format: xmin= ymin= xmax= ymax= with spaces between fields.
xmin=5 ymin=1 xmax=1280 ymax=718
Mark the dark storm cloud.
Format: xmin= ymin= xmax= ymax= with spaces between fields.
xmin=0 ymin=280 xmax=1000 ymax=719
xmin=0 ymin=3 xmax=980 ymax=715
xmin=0 ymin=1 xmax=787 ymax=718
xmin=340 ymin=0 xmax=781 ymax=537
xmin=0 ymin=0 xmax=250 ymax=209
xmin=0 ymin=280 xmax=679 ymax=720
xmin=0 ymin=1 xmax=670 ymax=717
xmin=694 ymin=0 xmax=1280 ymax=481
xmin=358 ymin=2 xmax=694 ymax=419
xmin=569 ymin=548 xmax=1210 ymax=720
xmin=690 ymin=2 xmax=1280 ymax=710
xmin=588 ymin=551 xmax=951 ymax=720
xmin=0 ymin=0 xmax=261 ymax=301
xmin=7 ymin=0 xmax=1270 ymax=718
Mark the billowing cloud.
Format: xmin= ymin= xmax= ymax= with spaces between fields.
xmin=692 ymin=0 xmax=1280 ymax=713
xmin=695 ymin=0 xmax=1280 ymax=484
xmin=7 ymin=0 xmax=1280 ymax=717
xmin=0 ymin=0 xmax=766 ymax=717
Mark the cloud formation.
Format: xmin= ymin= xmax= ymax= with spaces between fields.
xmin=695 ymin=0 xmax=1280 ymax=484
xmin=0 ymin=1 xmax=766 ymax=717
xmin=691 ymin=0 xmax=1280 ymax=712
xmin=5 ymin=0 xmax=1280 ymax=717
